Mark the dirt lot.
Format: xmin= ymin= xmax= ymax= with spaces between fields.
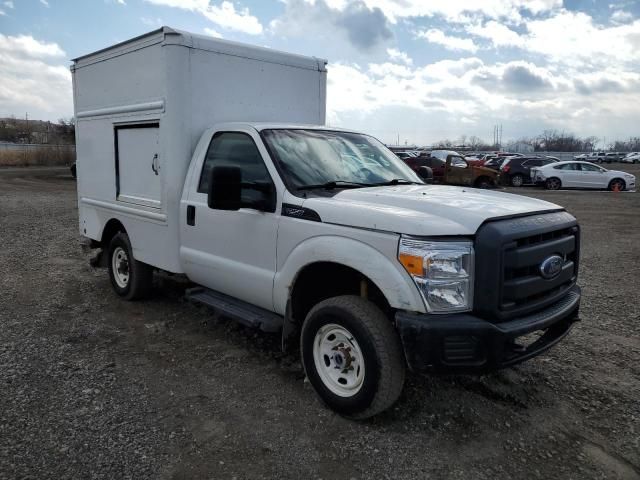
xmin=1 ymin=165 xmax=639 ymax=479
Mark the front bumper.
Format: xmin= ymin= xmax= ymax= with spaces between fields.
xmin=395 ymin=285 xmax=580 ymax=373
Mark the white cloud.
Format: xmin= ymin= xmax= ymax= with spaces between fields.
xmin=4 ymin=1 xmax=14 ymax=8
xmin=611 ymin=10 xmax=633 ymax=24
xmin=40 ymin=0 xmax=49 ymax=6
xmin=466 ymin=20 xmax=524 ymax=47
xmin=0 ymin=35 xmax=72 ymax=119
xmin=0 ymin=33 xmax=66 ymax=58
xmin=145 ymin=0 xmax=263 ymax=35
xmin=204 ymin=27 xmax=223 ymax=38
xmin=416 ymin=29 xmax=478 ymax=52
xmin=316 ymin=0 xmax=562 ymax=23
xmin=141 ymin=16 xmax=163 ymax=27
xmin=386 ymin=48 xmax=412 ymax=65
xmin=116 ymin=0 xmax=126 ymax=5
xmin=0 ymin=9 xmax=5 ymax=15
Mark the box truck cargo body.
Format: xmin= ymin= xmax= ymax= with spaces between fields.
xmin=72 ymin=27 xmax=327 ymax=272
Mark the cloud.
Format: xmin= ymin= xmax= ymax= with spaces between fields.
xmin=0 ymin=9 xmax=5 ymax=15
xmin=40 ymin=0 xmax=49 ymax=6
xmin=334 ymin=1 xmax=392 ymax=50
xmin=611 ymin=10 xmax=633 ymax=24
xmin=204 ymin=27 xmax=223 ymax=38
xmin=466 ymin=20 xmax=524 ymax=47
xmin=145 ymin=0 xmax=263 ymax=35
xmin=321 ymin=0 xmax=562 ymax=23
xmin=141 ymin=16 xmax=163 ymax=27
xmin=416 ymin=29 xmax=478 ymax=52
xmin=270 ymin=0 xmax=393 ymax=52
xmin=0 ymin=35 xmax=72 ymax=119
xmin=386 ymin=48 xmax=412 ymax=65
xmin=0 ymin=33 xmax=66 ymax=58
xmin=4 ymin=1 xmax=13 ymax=8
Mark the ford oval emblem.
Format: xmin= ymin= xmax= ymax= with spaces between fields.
xmin=540 ymin=255 xmax=563 ymax=279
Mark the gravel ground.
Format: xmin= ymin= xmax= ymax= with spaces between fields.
xmin=0 ymin=165 xmax=639 ymax=479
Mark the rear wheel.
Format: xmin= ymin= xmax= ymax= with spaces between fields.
xmin=107 ymin=232 xmax=153 ymax=300
xmin=545 ymin=177 xmax=562 ymax=190
xmin=608 ymin=178 xmax=626 ymax=191
xmin=474 ymin=176 xmax=493 ymax=189
xmin=300 ymin=295 xmax=405 ymax=419
xmin=510 ymin=174 xmax=524 ymax=187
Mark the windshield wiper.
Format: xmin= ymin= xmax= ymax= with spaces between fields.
xmin=297 ymin=181 xmax=369 ymax=191
xmin=367 ymin=179 xmax=422 ymax=186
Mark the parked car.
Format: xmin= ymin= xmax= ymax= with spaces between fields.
xmin=531 ymin=161 xmax=636 ymax=191
xmin=500 ymin=156 xmax=558 ymax=187
xmin=73 ymin=27 xmax=583 ymax=419
xmin=394 ymin=151 xmax=416 ymax=160
xmin=428 ymin=150 xmax=499 ymax=188
xmin=483 ymin=156 xmax=509 ymax=170
xmin=621 ymin=152 xmax=640 ymax=163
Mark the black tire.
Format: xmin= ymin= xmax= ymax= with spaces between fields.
xmin=608 ymin=178 xmax=626 ymax=191
xmin=107 ymin=232 xmax=153 ymax=300
xmin=545 ymin=177 xmax=562 ymax=190
xmin=474 ymin=176 xmax=493 ymax=189
xmin=510 ymin=174 xmax=524 ymax=187
xmin=300 ymin=295 xmax=405 ymax=419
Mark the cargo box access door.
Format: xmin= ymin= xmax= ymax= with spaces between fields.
xmin=115 ymin=123 xmax=162 ymax=209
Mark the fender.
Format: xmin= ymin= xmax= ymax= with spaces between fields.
xmin=273 ymin=235 xmax=426 ymax=316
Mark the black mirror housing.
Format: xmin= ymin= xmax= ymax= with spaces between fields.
xmin=208 ymin=166 xmax=242 ymax=210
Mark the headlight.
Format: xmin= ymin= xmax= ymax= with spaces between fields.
xmin=398 ymin=237 xmax=474 ymax=313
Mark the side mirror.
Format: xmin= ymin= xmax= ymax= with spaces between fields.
xmin=208 ymin=166 xmax=241 ymax=210
xmin=417 ymin=166 xmax=434 ymax=183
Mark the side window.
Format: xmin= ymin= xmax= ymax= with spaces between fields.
xmin=198 ymin=132 xmax=272 ymax=203
xmin=580 ymin=163 xmax=600 ymax=172
xmin=557 ymin=163 xmax=578 ymax=170
xmin=526 ymin=159 xmax=542 ymax=167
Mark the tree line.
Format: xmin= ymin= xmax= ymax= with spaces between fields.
xmin=0 ymin=116 xmax=75 ymax=145
xmin=434 ymin=130 xmax=640 ymax=152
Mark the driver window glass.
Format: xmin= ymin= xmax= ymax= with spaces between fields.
xmin=449 ymin=156 xmax=467 ymax=167
xmin=580 ymin=163 xmax=600 ymax=172
xmin=198 ymin=133 xmax=272 ymax=206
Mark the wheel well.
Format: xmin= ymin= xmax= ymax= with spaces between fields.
xmin=474 ymin=175 xmax=492 ymax=185
xmin=289 ymin=262 xmax=391 ymax=324
xmin=101 ymin=219 xmax=126 ymax=247
xmin=609 ymin=178 xmax=626 ymax=187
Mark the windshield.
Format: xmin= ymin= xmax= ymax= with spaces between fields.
xmin=261 ymin=129 xmax=421 ymax=190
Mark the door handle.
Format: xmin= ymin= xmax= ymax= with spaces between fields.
xmin=152 ymin=153 xmax=159 ymax=175
xmin=187 ymin=205 xmax=196 ymax=226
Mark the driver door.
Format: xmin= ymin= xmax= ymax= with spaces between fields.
xmin=445 ymin=155 xmax=472 ymax=186
xmin=180 ymin=131 xmax=279 ymax=311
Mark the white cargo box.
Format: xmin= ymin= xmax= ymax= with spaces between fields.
xmin=72 ymin=27 xmax=327 ymax=272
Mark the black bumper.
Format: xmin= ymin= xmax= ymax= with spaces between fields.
xmin=395 ymin=285 xmax=581 ymax=373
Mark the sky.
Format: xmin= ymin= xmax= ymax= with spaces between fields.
xmin=0 ymin=0 xmax=639 ymax=146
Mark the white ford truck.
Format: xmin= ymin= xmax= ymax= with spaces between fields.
xmin=73 ymin=28 xmax=581 ymax=418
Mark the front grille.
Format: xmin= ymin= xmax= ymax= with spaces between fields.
xmin=474 ymin=211 xmax=580 ymax=322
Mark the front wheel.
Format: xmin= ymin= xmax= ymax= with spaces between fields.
xmin=510 ymin=174 xmax=524 ymax=187
xmin=107 ymin=232 xmax=153 ymax=300
xmin=545 ymin=177 xmax=562 ymax=190
xmin=608 ymin=178 xmax=626 ymax=191
xmin=300 ymin=296 xmax=405 ymax=419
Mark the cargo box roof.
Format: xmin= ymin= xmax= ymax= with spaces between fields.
xmin=72 ymin=26 xmax=327 ymax=72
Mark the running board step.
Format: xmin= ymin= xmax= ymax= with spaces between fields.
xmin=185 ymin=287 xmax=283 ymax=333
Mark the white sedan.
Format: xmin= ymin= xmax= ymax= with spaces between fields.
xmin=531 ymin=161 xmax=636 ymax=191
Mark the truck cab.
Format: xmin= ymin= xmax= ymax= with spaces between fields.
xmin=73 ymin=28 xmax=581 ymax=419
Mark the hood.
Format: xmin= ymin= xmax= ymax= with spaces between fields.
xmin=302 ymin=184 xmax=563 ymax=236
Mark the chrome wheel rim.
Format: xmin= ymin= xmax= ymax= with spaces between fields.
xmin=312 ymin=323 xmax=365 ymax=397
xmin=548 ymin=178 xmax=560 ymax=190
xmin=112 ymin=246 xmax=130 ymax=288
xmin=512 ymin=176 xmax=523 ymax=187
